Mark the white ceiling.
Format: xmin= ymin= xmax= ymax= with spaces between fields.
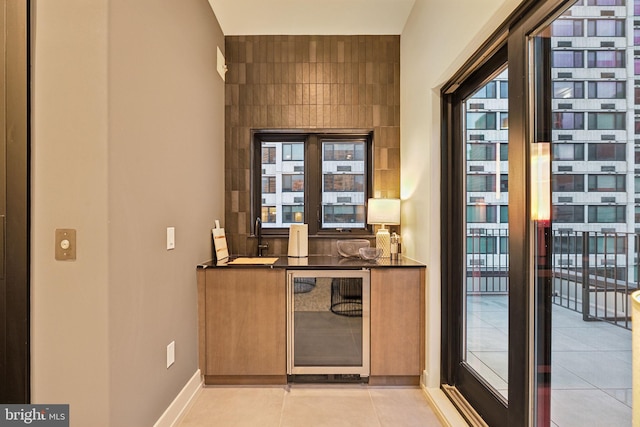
xmin=207 ymin=0 xmax=416 ymax=35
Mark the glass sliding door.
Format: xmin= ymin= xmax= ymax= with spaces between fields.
xmin=442 ymin=0 xmax=639 ymax=425
xmin=532 ymin=3 xmax=634 ymax=425
xmin=464 ymin=68 xmax=510 ymax=401
xmin=441 ymin=45 xmax=527 ymax=426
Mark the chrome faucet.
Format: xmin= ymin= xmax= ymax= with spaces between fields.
xmin=255 ymin=217 xmax=269 ymax=256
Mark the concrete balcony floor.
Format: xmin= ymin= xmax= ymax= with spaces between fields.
xmin=468 ymin=294 xmax=632 ymax=426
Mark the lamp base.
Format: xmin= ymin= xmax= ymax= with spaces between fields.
xmin=376 ymin=227 xmax=391 ymax=258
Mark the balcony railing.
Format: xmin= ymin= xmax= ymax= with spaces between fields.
xmin=467 ymin=229 xmax=638 ymax=330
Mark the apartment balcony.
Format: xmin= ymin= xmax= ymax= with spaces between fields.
xmin=467 ymin=229 xmax=635 ymax=426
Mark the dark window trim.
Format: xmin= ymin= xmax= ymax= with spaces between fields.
xmin=251 ymin=129 xmax=374 ymax=238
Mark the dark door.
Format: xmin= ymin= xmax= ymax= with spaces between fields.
xmin=442 ymin=45 xmax=531 ymax=426
xmin=0 ymin=0 xmax=30 ymax=403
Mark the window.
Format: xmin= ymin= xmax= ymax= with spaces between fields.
xmin=323 ymin=174 xmax=365 ymax=192
xmin=553 ymin=235 xmax=627 ymax=254
xmin=553 ymin=174 xmax=585 ymax=191
xmin=467 ymin=144 xmax=496 ymax=161
xmin=635 ymin=28 xmax=640 ymax=45
xmin=500 ymin=205 xmax=508 ymax=222
xmin=324 ymin=142 xmax=365 ymax=161
xmin=635 ymin=176 xmax=640 ymax=193
xmin=500 ymin=143 xmax=508 ymax=161
xmin=471 ymin=81 xmax=497 ymax=98
xmin=282 ymin=174 xmax=304 ymax=192
xmin=466 ymin=205 xmax=497 ymax=223
xmin=553 ymin=112 xmax=584 ymax=129
xmin=587 ymin=50 xmax=625 ymax=67
xmin=499 ymin=81 xmax=508 ymax=98
xmin=588 ymin=205 xmax=626 ymax=222
xmin=553 ymin=81 xmax=584 ymax=98
xmin=588 ymin=81 xmax=625 ymax=98
xmin=282 ymin=205 xmax=304 ymax=223
xmin=500 ymin=175 xmax=509 ymax=192
xmin=467 ymin=144 xmax=507 ymax=161
xmin=553 ymin=235 xmax=583 ymax=254
xmin=253 ymin=131 xmax=372 ymax=234
xmin=466 ymin=236 xmax=497 ymax=254
xmin=587 ymin=112 xmax=626 ymax=129
xmin=588 ymin=143 xmax=626 ymax=160
xmin=261 ymin=206 xmax=277 ymax=223
xmin=553 ymin=143 xmax=584 ymax=160
xmin=282 ymin=143 xmax=304 ymax=161
xmin=553 ymin=205 xmax=585 ymax=223
xmin=467 ymin=175 xmax=496 ymax=192
xmin=587 ymin=174 xmax=626 ymax=191
xmin=589 ymin=235 xmax=627 ymax=254
xmin=262 ymin=146 xmax=276 ymax=164
xmin=466 ymin=112 xmax=496 ymax=129
xmin=323 ymin=205 xmax=365 ymax=226
xmin=586 ymin=19 xmax=625 ymax=37
xmin=500 ymin=112 xmax=509 ymax=129
xmin=552 ymin=19 xmax=584 ymax=36
xmin=262 ymin=176 xmax=276 ymax=193
xmin=552 ymin=50 xmax=584 ymax=67
xmin=587 ymin=0 xmax=625 ymax=5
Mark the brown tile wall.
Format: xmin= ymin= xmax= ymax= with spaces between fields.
xmin=224 ymin=35 xmax=400 ymax=256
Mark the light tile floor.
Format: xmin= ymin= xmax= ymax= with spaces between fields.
xmin=179 ymin=296 xmax=633 ymax=426
xmin=178 ymin=385 xmax=443 ymax=427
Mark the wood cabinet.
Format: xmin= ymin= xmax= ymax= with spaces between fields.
xmin=369 ymin=267 xmax=425 ymax=385
xmin=197 ymin=267 xmax=286 ymax=385
xmin=197 ymin=263 xmax=425 ymax=386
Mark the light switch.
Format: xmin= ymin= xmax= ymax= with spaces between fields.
xmin=167 ymin=227 xmax=175 ymax=250
xmin=167 ymin=341 xmax=175 ymax=368
xmin=55 ymin=229 xmax=76 ymax=261
xmin=217 ymin=46 xmax=227 ymax=81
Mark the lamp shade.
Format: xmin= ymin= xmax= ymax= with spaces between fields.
xmin=367 ymin=198 xmax=401 ymax=225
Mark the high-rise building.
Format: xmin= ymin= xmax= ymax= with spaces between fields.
xmin=466 ymin=0 xmax=640 ymax=283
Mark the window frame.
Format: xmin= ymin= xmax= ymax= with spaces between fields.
xmin=251 ymin=129 xmax=375 ymax=237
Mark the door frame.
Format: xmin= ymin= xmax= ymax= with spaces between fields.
xmin=1 ymin=0 xmax=30 ymax=403
xmin=440 ymin=0 xmax=568 ymax=425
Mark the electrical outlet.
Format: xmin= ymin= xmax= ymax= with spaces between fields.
xmin=167 ymin=341 xmax=175 ymax=368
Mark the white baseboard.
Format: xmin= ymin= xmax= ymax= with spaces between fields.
xmin=154 ymin=369 xmax=203 ymax=427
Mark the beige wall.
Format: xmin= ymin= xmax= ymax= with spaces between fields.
xmin=31 ymin=0 xmax=110 ymax=423
xmin=400 ymin=0 xmax=523 ymax=388
xmin=32 ymin=0 xmax=225 ymax=425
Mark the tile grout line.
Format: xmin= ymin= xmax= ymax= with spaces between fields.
xmin=367 ymin=388 xmax=384 ymax=427
xmin=278 ymin=384 xmax=290 ymax=427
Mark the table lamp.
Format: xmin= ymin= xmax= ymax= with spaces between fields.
xmin=367 ymin=198 xmax=400 ymax=257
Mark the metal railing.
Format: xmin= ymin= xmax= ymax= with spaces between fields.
xmin=466 ymin=229 xmax=638 ymax=330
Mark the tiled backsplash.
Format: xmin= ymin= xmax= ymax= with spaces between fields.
xmin=224 ymin=35 xmax=400 ymax=256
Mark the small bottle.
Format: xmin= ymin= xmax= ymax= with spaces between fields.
xmin=390 ymin=232 xmax=399 ymax=260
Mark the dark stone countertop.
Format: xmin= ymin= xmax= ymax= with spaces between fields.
xmin=197 ymin=254 xmax=425 ymax=270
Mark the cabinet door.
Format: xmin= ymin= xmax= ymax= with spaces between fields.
xmin=205 ymin=268 xmax=286 ymax=376
xmin=370 ymin=268 xmax=425 ymax=377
